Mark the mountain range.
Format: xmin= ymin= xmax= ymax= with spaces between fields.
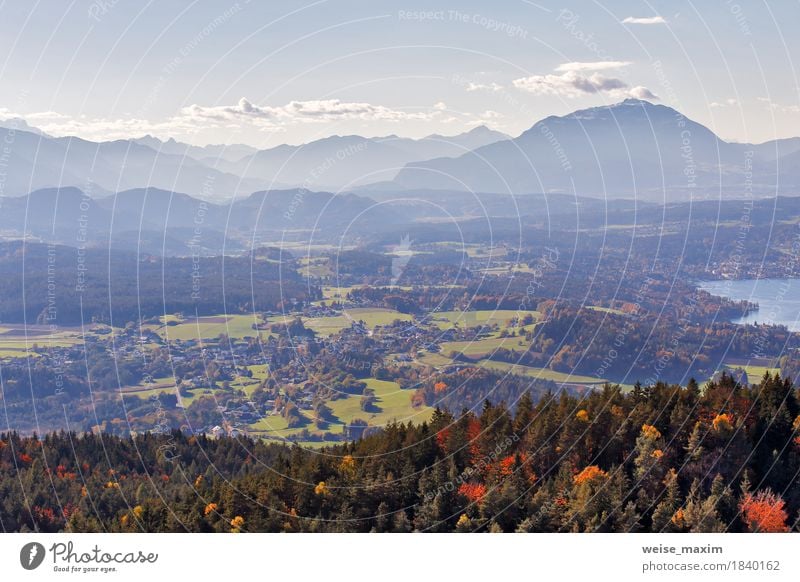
xmin=0 ymin=124 xmax=507 ymax=200
xmin=2 ymin=99 xmax=800 ymax=204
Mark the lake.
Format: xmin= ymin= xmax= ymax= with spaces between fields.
xmin=698 ymin=278 xmax=800 ymax=331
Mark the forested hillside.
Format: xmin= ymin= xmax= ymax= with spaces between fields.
xmin=2 ymin=373 xmax=798 ymax=533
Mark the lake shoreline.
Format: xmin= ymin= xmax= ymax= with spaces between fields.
xmin=698 ymin=278 xmax=800 ymax=331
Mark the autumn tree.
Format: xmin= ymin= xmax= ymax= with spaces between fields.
xmin=740 ymin=489 xmax=790 ymax=533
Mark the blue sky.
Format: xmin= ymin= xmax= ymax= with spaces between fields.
xmin=0 ymin=0 xmax=797 ymax=146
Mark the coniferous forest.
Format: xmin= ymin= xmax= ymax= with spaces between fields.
xmin=3 ymin=373 xmax=798 ymax=533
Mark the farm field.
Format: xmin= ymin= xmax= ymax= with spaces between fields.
xmin=0 ymin=325 xmax=85 ymax=359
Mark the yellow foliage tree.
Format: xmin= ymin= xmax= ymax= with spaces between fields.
xmin=641 ymin=424 xmax=662 ymax=440
xmin=339 ymin=454 xmax=357 ymax=479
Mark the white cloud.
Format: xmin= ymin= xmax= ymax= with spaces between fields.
xmin=555 ymin=61 xmax=631 ymax=72
xmin=179 ymin=98 xmax=438 ymax=125
xmin=513 ymin=64 xmax=658 ymax=101
xmin=627 ymin=86 xmax=660 ymax=100
xmin=710 ymin=98 xmax=739 ymax=108
xmin=539 ymin=62 xmax=649 ymax=99
xmin=758 ymin=97 xmax=800 ymax=114
xmin=622 ymin=16 xmax=667 ymax=25
xmin=513 ymin=71 xmax=625 ymax=98
xmin=2 ymin=98 xmax=451 ymax=142
xmin=479 ymin=110 xmax=502 ymax=120
xmin=466 ymin=82 xmax=504 ymax=93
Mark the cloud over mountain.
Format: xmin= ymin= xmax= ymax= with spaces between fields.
xmin=513 ymin=74 xmax=657 ymax=100
xmin=179 ymin=98 xmax=443 ymax=127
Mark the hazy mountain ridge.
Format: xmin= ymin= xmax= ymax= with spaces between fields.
xmin=214 ymin=125 xmax=510 ymax=189
xmin=0 ymin=186 xmax=411 ymax=254
xmin=391 ymin=99 xmax=800 ymax=200
xmin=0 ymin=127 xmax=266 ymax=199
xmin=4 ymin=100 xmax=800 ymax=203
xmin=0 ymin=124 xmax=507 ymax=199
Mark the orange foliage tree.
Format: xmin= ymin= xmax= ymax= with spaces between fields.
xmin=739 ymin=490 xmax=790 ymax=533
xmin=712 ymin=413 xmax=733 ymax=433
xmin=573 ymin=465 xmax=608 ymax=485
xmin=458 ymin=482 xmax=487 ymax=502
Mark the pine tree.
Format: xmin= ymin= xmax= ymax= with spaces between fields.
xmin=651 ymin=469 xmax=682 ymax=532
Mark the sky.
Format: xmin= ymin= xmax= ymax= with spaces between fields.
xmin=0 ymin=0 xmax=798 ymax=147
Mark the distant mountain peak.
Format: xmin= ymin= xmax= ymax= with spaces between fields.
xmin=465 ymin=124 xmax=501 ymax=134
xmin=548 ymin=98 xmax=684 ymax=126
xmin=0 ymin=117 xmax=50 ymax=137
xmin=621 ymin=97 xmax=654 ymax=105
xmin=424 ymin=125 xmax=507 ymax=141
xmin=391 ymin=98 xmax=778 ymax=198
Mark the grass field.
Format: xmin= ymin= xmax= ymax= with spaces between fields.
xmin=477 ymin=263 xmax=537 ymax=276
xmin=320 ymin=286 xmax=360 ymax=300
xmin=122 ymin=379 xmax=219 ymax=407
xmin=724 ymin=365 xmax=781 ymax=384
xmin=416 ymin=352 xmax=454 ymax=367
xmin=248 ymin=378 xmax=432 ymax=443
xmin=305 ymin=308 xmax=413 ymax=336
xmin=719 ymin=358 xmax=781 ymax=385
xmin=298 ymin=257 xmax=333 ymax=278
xmin=477 ymin=360 xmax=607 ymax=385
xmin=230 ymin=364 xmax=270 ymax=397
xmin=0 ymin=348 xmax=41 ymax=359
xmin=0 ymin=327 xmax=84 ymax=359
xmin=440 ymin=335 xmax=530 ymax=357
xmin=428 ymin=309 xmax=539 ymax=329
xmin=741 ymin=365 xmax=781 ymax=381
xmin=153 ymin=314 xmax=261 ymax=341
xmin=587 ymin=305 xmax=626 ymax=315
xmin=248 ymin=414 xmax=293 ymax=435
xmin=327 ymin=379 xmax=433 ymax=427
